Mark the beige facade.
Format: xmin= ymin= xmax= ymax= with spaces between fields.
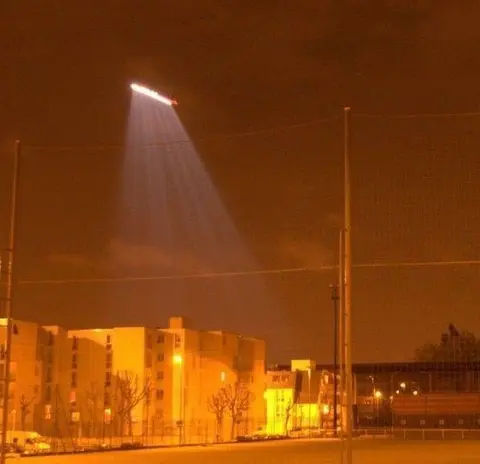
xmin=264 ymin=360 xmax=332 ymax=436
xmin=0 ymin=317 xmax=265 ymax=444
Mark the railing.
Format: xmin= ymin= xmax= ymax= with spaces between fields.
xmin=355 ymin=427 xmax=480 ymax=440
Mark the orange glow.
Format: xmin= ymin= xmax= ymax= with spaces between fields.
xmin=173 ymin=354 xmax=183 ymax=365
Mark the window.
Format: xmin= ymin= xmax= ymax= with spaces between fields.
xmin=44 ymin=404 xmax=52 ymax=420
xmin=104 ymin=392 xmax=111 ymax=406
xmin=72 ymin=336 xmax=78 ymax=350
xmin=106 ymin=334 xmax=111 ymax=344
xmin=174 ymin=335 xmax=181 ymax=348
xmin=0 ymin=345 xmax=5 ymax=360
xmin=156 ymin=371 xmax=164 ymax=381
xmin=104 ymin=408 xmax=112 ymax=424
xmin=72 ymin=354 xmax=77 ymax=369
xmin=156 ymin=389 xmax=164 ymax=401
xmin=70 ymin=391 xmax=76 ymax=404
xmin=106 ymin=352 xmax=112 ymax=369
xmin=146 ymin=335 xmax=153 ymax=349
xmin=157 ymin=353 xmax=164 ymax=362
xmin=157 ymin=334 xmax=164 ymax=344
xmin=146 ymin=353 xmax=152 ymax=368
xmin=71 ymin=372 xmax=77 ymax=388
xmin=105 ymin=372 xmax=112 ymax=387
xmin=400 ymin=419 xmax=407 ymax=426
xmin=48 ymin=332 xmax=54 ymax=346
xmin=439 ymin=419 xmax=445 ymax=426
xmin=419 ymin=419 xmax=426 ymax=426
xmin=458 ymin=419 xmax=464 ymax=425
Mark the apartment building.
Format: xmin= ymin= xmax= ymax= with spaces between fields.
xmin=265 ymin=360 xmax=331 ymax=436
xmin=0 ymin=317 xmax=265 ymax=444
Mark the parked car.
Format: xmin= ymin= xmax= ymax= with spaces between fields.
xmin=7 ymin=431 xmax=51 ymax=455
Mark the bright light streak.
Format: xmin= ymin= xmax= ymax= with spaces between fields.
xmin=130 ymin=83 xmax=178 ymax=106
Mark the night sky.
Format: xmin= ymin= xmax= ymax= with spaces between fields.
xmin=1 ymin=1 xmax=479 ymax=363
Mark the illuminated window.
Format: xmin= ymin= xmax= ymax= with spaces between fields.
xmin=439 ymin=419 xmax=445 ymax=426
xmin=45 ymin=404 xmax=52 ymax=420
xmin=419 ymin=419 xmax=426 ymax=426
xmin=71 ymin=411 xmax=80 ymax=423
xmin=104 ymin=408 xmax=112 ymax=424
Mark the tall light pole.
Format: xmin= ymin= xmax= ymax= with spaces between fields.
xmin=329 ymin=283 xmax=339 ymax=435
xmin=343 ymin=107 xmax=353 ymax=464
xmin=1 ymin=140 xmax=20 ymax=464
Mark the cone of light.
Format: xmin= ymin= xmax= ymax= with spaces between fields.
xmin=130 ymin=82 xmax=178 ymax=106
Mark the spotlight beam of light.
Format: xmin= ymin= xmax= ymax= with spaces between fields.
xmin=130 ymin=83 xmax=178 ymax=106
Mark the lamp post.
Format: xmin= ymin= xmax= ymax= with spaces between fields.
xmin=173 ymin=354 xmax=184 ymax=444
xmin=330 ymin=284 xmax=339 ymax=435
xmin=1 ymin=141 xmax=20 ymax=464
xmin=343 ymin=106 xmax=353 ymax=464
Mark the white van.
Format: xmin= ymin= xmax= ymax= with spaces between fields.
xmin=7 ymin=431 xmax=51 ymax=455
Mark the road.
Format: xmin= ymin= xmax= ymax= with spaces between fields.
xmin=19 ymin=438 xmax=480 ymax=464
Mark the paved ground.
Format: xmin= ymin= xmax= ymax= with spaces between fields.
xmin=19 ymin=438 xmax=480 ymax=464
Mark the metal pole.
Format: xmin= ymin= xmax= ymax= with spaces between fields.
xmin=344 ymin=107 xmax=353 ymax=464
xmin=1 ymin=140 xmax=20 ymax=464
xmin=338 ymin=230 xmax=345 ymax=463
xmin=330 ymin=284 xmax=339 ymax=435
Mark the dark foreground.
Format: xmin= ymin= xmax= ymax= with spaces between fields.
xmin=23 ymin=438 xmax=480 ymax=463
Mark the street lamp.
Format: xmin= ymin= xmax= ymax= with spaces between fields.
xmin=130 ymin=83 xmax=178 ymax=106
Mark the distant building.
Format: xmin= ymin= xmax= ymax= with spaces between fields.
xmin=349 ymin=362 xmax=480 ymax=428
xmin=265 ymin=360 xmax=331 ymax=436
xmin=0 ymin=317 xmax=265 ymax=443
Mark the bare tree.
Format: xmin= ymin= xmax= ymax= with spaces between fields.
xmin=115 ymin=371 xmax=151 ymax=439
xmin=284 ymin=400 xmax=293 ymax=436
xmin=207 ymin=387 xmax=229 ymax=442
xmin=85 ymin=382 xmax=100 ymax=437
xmin=19 ymin=394 xmax=35 ymax=431
xmin=223 ymin=382 xmax=254 ymax=440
